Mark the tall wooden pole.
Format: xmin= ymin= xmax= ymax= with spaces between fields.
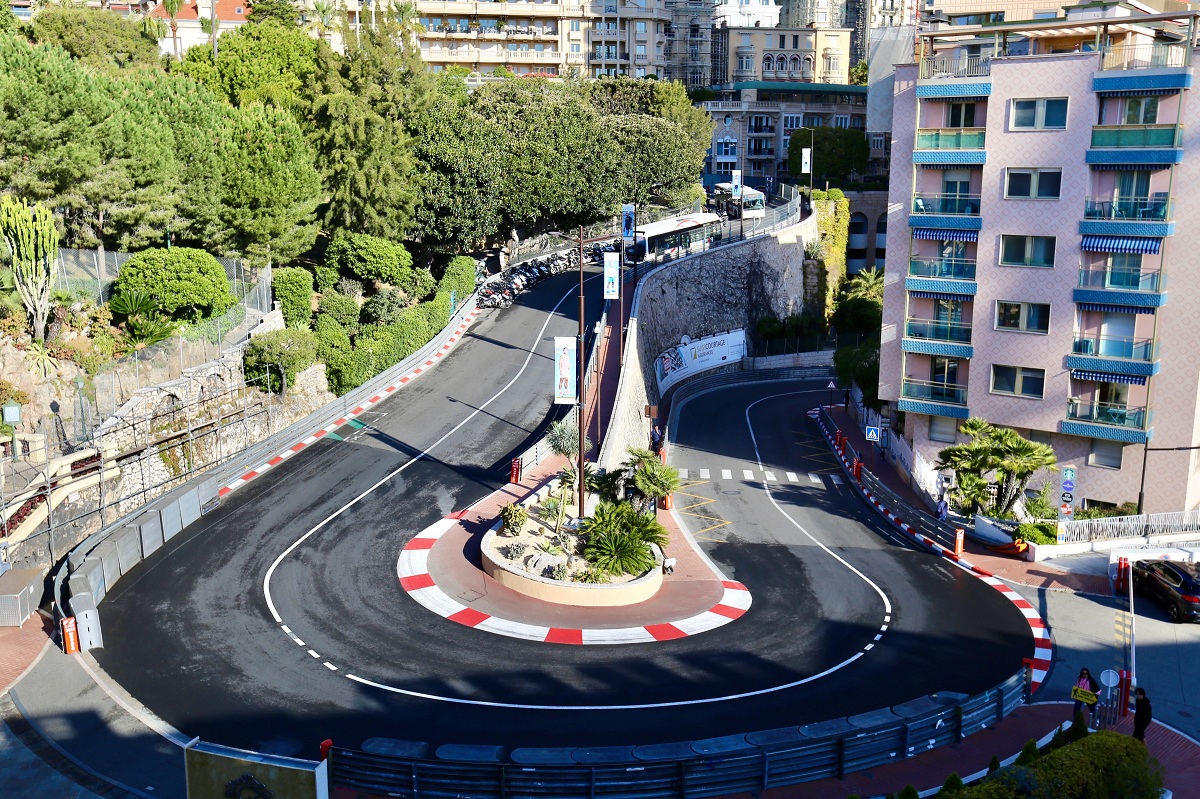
xmin=577 ymin=225 xmax=586 ymax=521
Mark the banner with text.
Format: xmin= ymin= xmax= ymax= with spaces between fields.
xmin=603 ymin=252 xmax=619 ymax=300
xmin=553 ymin=336 xmax=577 ymax=404
xmin=621 ymin=204 xmax=635 ymax=245
xmin=654 ymin=329 xmax=746 ymax=394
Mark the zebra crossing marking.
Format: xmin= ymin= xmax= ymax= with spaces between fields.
xmin=764 ymin=471 xmax=776 ymax=482
xmin=809 ymin=473 xmax=822 ymax=483
xmin=742 ymin=470 xmax=754 ymax=480
xmin=678 ymin=468 xmax=688 ymax=479
xmin=786 ymin=472 xmax=798 ymax=482
xmin=699 ymin=469 xmax=710 ymax=479
xmin=721 ymin=469 xmax=732 ymax=480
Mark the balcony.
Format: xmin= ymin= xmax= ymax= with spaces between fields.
xmin=1100 ymin=43 xmax=1188 ymax=71
xmin=748 ymin=124 xmax=776 ymax=135
xmin=915 ymin=128 xmax=986 ymax=149
xmin=1062 ymin=400 xmax=1153 ymax=444
xmin=1091 ymin=124 xmax=1182 ymax=148
xmin=912 ymin=193 xmax=980 ymax=216
xmin=1075 ymin=266 xmax=1167 ymax=309
xmin=747 ymin=148 xmax=775 ymax=158
xmin=1083 ymin=196 xmax=1172 ymax=222
xmin=908 ymin=258 xmax=976 ymax=281
xmin=918 ymin=54 xmax=991 ymax=79
xmin=905 ymin=318 xmax=971 ymax=343
xmin=1067 ymin=334 xmax=1160 ymax=377
xmin=898 ymin=379 xmax=970 ymax=419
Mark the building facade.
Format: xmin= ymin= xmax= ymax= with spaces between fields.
xmin=879 ymin=3 xmax=1200 ymax=513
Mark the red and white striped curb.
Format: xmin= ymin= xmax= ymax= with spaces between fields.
xmin=218 ymin=311 xmax=479 ymax=498
xmin=397 ymin=516 xmax=753 ymax=645
xmin=813 ymin=408 xmax=1053 ymax=691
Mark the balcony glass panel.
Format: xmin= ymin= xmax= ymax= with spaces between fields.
xmin=909 ymin=258 xmax=976 ymax=280
xmin=1077 ymin=267 xmax=1162 ymax=293
xmin=1066 ymin=400 xmax=1150 ymax=430
xmin=1090 ymin=125 xmax=1181 ymax=148
xmin=905 ymin=318 xmax=972 ymax=343
xmin=1072 ymin=335 xmax=1158 ymax=361
xmin=919 ymin=54 xmax=990 ymax=78
xmin=913 ymin=193 xmax=981 ymax=215
xmin=915 ymin=128 xmax=986 ymax=149
xmin=1100 ymin=43 xmax=1187 ymax=71
xmin=901 ymin=379 xmax=968 ymax=405
xmin=1083 ymin=197 xmax=1172 ymax=221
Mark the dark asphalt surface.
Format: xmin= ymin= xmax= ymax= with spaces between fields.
xmin=91 ymin=276 xmax=1031 ymax=760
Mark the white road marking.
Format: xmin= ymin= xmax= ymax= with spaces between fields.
xmin=678 ymin=468 xmax=688 ymax=479
xmin=292 ymin=638 xmax=305 ymax=647
xmin=263 ymin=282 xmax=586 ymax=628
xmin=699 ymin=469 xmax=710 ymax=479
xmin=831 ymin=475 xmax=843 ymax=485
xmin=764 ymin=471 xmax=776 ymax=482
xmin=307 ymin=649 xmax=321 ymax=659
xmin=721 ymin=469 xmax=732 ymax=480
xmin=786 ymin=472 xmax=798 ymax=482
xmin=742 ymin=469 xmax=754 ymax=480
xmin=324 ymin=662 xmax=338 ymax=671
xmin=809 ymin=473 xmax=822 ymax=483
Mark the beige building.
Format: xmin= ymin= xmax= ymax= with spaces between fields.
xmin=711 ymin=25 xmax=852 ymax=85
xmin=412 ymin=0 xmax=710 ymax=83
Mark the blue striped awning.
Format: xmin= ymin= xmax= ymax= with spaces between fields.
xmin=910 ymin=290 xmax=971 ymax=301
xmin=1071 ymin=370 xmax=1147 ymax=385
xmin=912 ymin=228 xmax=979 ymax=242
xmin=1078 ymin=302 xmax=1155 ymax=315
xmin=1091 ymin=162 xmax=1174 ymax=170
xmin=1080 ymin=235 xmax=1161 ymax=254
xmin=1095 ymin=88 xmax=1181 ymax=97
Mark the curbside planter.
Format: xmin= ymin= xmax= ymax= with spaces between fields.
xmin=480 ymin=525 xmax=663 ymax=607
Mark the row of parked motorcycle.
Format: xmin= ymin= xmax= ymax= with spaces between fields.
xmin=475 ymin=239 xmax=619 ymax=309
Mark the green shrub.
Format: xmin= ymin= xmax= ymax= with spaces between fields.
xmin=313 ymin=315 xmax=351 ymax=361
xmin=437 ymin=255 xmax=477 ymax=300
xmin=361 ymin=288 xmax=409 ymax=326
xmin=272 ymin=267 xmax=314 ymax=330
xmin=242 ymin=329 xmax=318 ymax=394
xmin=323 ymin=346 xmax=373 ymax=396
xmin=1031 ymin=730 xmax=1162 ymax=799
xmin=756 ymin=315 xmax=785 ymax=339
xmin=939 ymin=773 xmax=965 ymax=796
xmin=505 ymin=541 xmax=527 ymax=559
xmin=499 ymin=502 xmax=527 ymax=535
xmin=572 ymin=565 xmax=608 ymax=584
xmin=550 ymin=562 xmax=569 ymax=581
xmin=956 ymin=783 xmax=1021 ymax=799
xmin=897 ymin=786 xmax=919 ymax=799
xmin=1014 ymin=738 xmax=1040 ymax=767
xmin=399 ymin=268 xmax=436 ymax=302
xmin=1075 ymin=501 xmax=1139 ymax=520
xmin=325 ymin=232 xmax=414 ymax=285
xmin=336 ymin=277 xmax=364 ymax=299
xmin=386 ymin=308 xmax=434 ymax=359
xmin=313 ymin=263 xmax=340 ymax=294
xmin=987 ymin=754 xmax=1001 ymax=774
xmin=1015 ymin=523 xmax=1058 ymax=546
xmin=114 ymin=247 xmax=237 ymax=321
xmin=318 ymin=292 xmax=360 ymax=328
xmin=421 ymin=291 xmax=453 ymax=331
xmin=583 ymin=529 xmax=655 ymax=576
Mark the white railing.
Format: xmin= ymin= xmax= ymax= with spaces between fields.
xmin=1058 ymin=508 xmax=1200 ymax=544
xmin=889 ymin=425 xmax=914 ymax=475
xmin=912 ymin=449 xmax=942 ymax=501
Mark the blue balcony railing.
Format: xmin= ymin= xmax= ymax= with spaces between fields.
xmin=901 ymin=379 xmax=968 ymax=405
xmin=1084 ymin=196 xmax=1172 ymax=222
xmin=1072 ymin=335 xmax=1158 ymax=362
xmin=1090 ymin=124 xmax=1182 ymax=148
xmin=909 ymin=258 xmax=977 ymax=281
xmin=913 ymin=193 xmax=981 ymax=216
xmin=1077 ymin=267 xmax=1163 ymax=293
xmin=905 ymin=318 xmax=972 ymax=343
xmin=1066 ymin=400 xmax=1151 ymax=431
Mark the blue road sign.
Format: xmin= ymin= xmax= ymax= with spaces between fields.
xmin=1062 ymin=479 xmax=1075 ymax=492
xmin=865 ymin=426 xmax=880 ymax=442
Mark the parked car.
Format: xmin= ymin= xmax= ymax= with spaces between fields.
xmin=1132 ymin=560 xmax=1200 ymax=623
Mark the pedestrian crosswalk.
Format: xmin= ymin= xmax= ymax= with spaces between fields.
xmin=675 ymin=466 xmax=845 ymax=489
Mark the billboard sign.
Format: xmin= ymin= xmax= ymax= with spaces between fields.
xmin=603 ymin=252 xmax=619 ymax=299
xmin=553 ymin=336 xmax=577 ymax=405
xmin=731 ymin=170 xmax=742 ymax=200
xmin=621 ymin=204 xmax=635 ymax=245
xmin=654 ymin=329 xmax=747 ymax=394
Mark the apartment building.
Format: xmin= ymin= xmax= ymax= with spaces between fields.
xmin=879 ymin=3 xmax=1200 ymax=513
xmin=780 ymin=0 xmax=919 ymax=63
xmin=414 ymin=0 xmax=709 ymax=81
xmin=703 ymin=25 xmax=859 ymax=189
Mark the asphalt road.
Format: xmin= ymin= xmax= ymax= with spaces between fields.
xmin=90 ymin=276 xmax=1032 ymax=760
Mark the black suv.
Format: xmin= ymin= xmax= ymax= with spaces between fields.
xmin=1133 ymin=560 xmax=1200 ymax=623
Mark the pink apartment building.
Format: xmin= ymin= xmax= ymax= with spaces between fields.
xmin=879 ymin=3 xmax=1200 ymax=514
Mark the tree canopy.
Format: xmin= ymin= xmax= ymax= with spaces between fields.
xmin=31 ymin=7 xmax=163 ymax=73
xmin=788 ymin=126 xmax=869 ymax=185
xmin=113 ymin=247 xmax=237 ymax=321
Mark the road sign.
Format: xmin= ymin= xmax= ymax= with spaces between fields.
xmin=1059 ymin=464 xmax=1078 ymax=521
xmin=865 ymin=426 xmax=880 ymax=442
xmin=827 ymin=381 xmax=837 ymax=389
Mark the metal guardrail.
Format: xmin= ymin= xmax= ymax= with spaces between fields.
xmin=327 ymin=669 xmax=1029 ymax=797
xmin=664 ymin=366 xmax=835 ymax=422
xmin=816 ymin=407 xmax=959 ymax=551
xmin=1058 ymin=507 xmax=1200 ymax=544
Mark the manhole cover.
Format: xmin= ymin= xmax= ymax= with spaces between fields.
xmin=457 ymin=590 xmax=484 ymax=602
xmin=722 ymin=490 xmax=741 ymax=495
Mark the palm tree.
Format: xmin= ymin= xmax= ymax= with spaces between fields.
xmin=959 ymin=416 xmax=994 ymax=442
xmin=993 ymin=432 xmax=1058 ymax=514
xmin=843 ymin=267 xmax=884 ymax=303
xmin=391 ymin=1 xmax=424 ymax=45
xmin=161 ymin=0 xmax=182 ymax=60
xmin=307 ymin=0 xmax=338 ymax=42
xmin=141 ymin=14 xmax=169 ymax=43
xmin=954 ymin=473 xmax=992 ymax=517
xmin=633 ymin=459 xmax=681 ymax=514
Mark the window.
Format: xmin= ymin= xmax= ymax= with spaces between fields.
xmin=1000 ymin=236 xmax=1055 ymax=267
xmin=804 ymin=115 xmax=823 ymax=127
xmin=571 ymin=43 xmax=580 ymax=53
xmin=991 ymin=365 xmax=1046 ymax=399
xmin=947 ymin=102 xmax=975 ymax=128
xmin=1124 ymin=96 xmax=1159 ymax=125
xmin=1005 ymin=169 xmax=1061 ymax=199
xmin=930 ymin=415 xmax=958 ymax=443
xmin=779 ymin=35 xmax=786 ymax=48
xmin=636 ymin=68 xmax=646 ymax=77
xmin=949 ymin=11 xmax=1004 ymax=24
xmin=636 ymin=21 xmax=646 ymax=33
xmin=782 ymin=114 xmax=802 ymax=130
xmin=715 ymin=140 xmax=737 ymax=157
xmin=816 ymin=11 xmax=828 ymax=21
xmin=996 ymin=301 xmax=1050 ymax=333
xmin=1090 ymin=438 xmax=1123 ymax=469
xmin=834 ymin=115 xmax=850 ymax=128
xmin=570 ymin=19 xmax=580 ymax=31
xmin=1012 ymin=98 xmax=1068 ymax=130
xmin=737 ymin=55 xmax=754 ymax=71
xmin=1033 ymin=10 xmax=1058 ymax=19
xmin=793 ymin=35 xmax=800 ymax=49
xmin=870 ymin=133 xmax=886 ymax=150
xmin=714 ymin=161 xmax=735 ymax=175
xmin=740 ymin=33 xmax=752 ymax=46
xmin=636 ymin=44 xmax=646 ymax=55
xmin=1028 ymin=429 xmax=1052 ymax=445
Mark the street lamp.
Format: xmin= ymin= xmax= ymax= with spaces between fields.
xmin=73 ymin=375 xmax=90 ymax=444
xmin=1137 ymin=442 xmax=1200 ymax=514
xmin=2 ymin=398 xmax=21 ymax=463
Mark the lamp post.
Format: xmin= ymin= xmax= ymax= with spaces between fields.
xmin=2 ymin=399 xmax=20 ymax=463
xmin=73 ymin=375 xmax=89 ymax=444
xmin=1137 ymin=442 xmax=1200 ymax=515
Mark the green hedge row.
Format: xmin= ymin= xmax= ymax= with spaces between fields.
xmin=273 ymin=267 xmax=314 ymax=330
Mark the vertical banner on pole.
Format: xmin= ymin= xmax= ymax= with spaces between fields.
xmin=603 ymin=252 xmax=619 ymax=300
xmin=621 ymin=204 xmax=635 ymax=245
xmin=801 ymin=148 xmax=812 ymax=175
xmin=731 ymin=170 xmax=743 ymax=200
xmin=553 ymin=336 xmax=577 ymax=405
xmin=1058 ymin=465 xmax=1077 ymax=524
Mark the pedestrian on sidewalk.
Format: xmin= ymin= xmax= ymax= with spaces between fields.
xmin=843 ymin=389 xmax=850 ymax=409
xmin=650 ymin=425 xmax=663 ymax=455
xmin=936 ymin=496 xmax=949 ymax=522
xmin=1071 ymin=667 xmax=1099 ymax=724
xmin=1133 ymin=687 xmax=1152 ymax=741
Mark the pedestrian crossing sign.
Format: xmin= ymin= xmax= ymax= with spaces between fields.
xmin=865 ymin=426 xmax=880 ymax=442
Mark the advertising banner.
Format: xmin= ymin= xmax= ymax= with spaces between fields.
xmin=801 ymin=148 xmax=812 ymax=175
xmin=654 ymin=329 xmax=746 ymax=394
xmin=553 ymin=336 xmax=577 ymax=404
xmin=603 ymin=252 xmax=619 ymax=300
xmin=621 ymin=204 xmax=635 ymax=245
xmin=731 ymin=170 xmax=742 ymax=200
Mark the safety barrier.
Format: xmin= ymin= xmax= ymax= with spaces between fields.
xmin=326 ymin=669 xmax=1028 ymax=797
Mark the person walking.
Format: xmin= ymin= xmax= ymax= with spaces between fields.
xmin=1133 ymin=687 xmax=1152 ymax=742
xmin=936 ymin=496 xmax=949 ymax=522
xmin=1071 ymin=667 xmax=1099 ymax=724
xmin=650 ymin=425 xmax=663 ymax=455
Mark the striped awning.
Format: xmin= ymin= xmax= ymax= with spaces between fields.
xmin=1091 ymin=162 xmax=1174 ymax=170
xmin=910 ymin=290 xmax=971 ymax=301
xmin=912 ymin=228 xmax=979 ymax=242
xmin=1095 ymin=88 xmax=1181 ymax=97
xmin=1078 ymin=302 xmax=1155 ymax=315
xmin=1071 ymin=370 xmax=1147 ymax=386
xmin=1080 ymin=235 xmax=1161 ymax=254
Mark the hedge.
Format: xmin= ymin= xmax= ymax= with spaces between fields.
xmin=325 ymin=232 xmax=414 ymax=286
xmin=313 ymin=314 xmax=350 ymax=362
xmin=272 ymin=267 xmax=314 ymax=330
xmin=361 ymin=288 xmax=408 ymax=326
xmin=312 ymin=263 xmax=339 ymax=294
xmin=437 ymin=255 xmax=477 ymax=300
xmin=810 ymin=188 xmax=849 ymax=320
xmin=318 ymin=292 xmax=361 ymax=329
xmin=1015 ymin=522 xmax=1057 ymax=546
xmin=113 ymin=247 xmax=237 ymax=322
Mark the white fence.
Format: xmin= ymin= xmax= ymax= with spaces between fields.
xmin=1058 ymin=508 xmax=1200 ymax=544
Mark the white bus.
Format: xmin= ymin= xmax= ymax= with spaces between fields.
xmin=630 ymin=212 xmax=724 ymax=262
xmin=712 ymin=183 xmax=767 ymax=220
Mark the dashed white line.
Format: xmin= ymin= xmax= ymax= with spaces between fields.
xmin=742 ymin=469 xmax=754 ymax=480
xmin=678 ymin=468 xmax=688 ymax=479
xmin=699 ymin=469 xmax=710 ymax=479
xmin=721 ymin=469 xmax=732 ymax=480
xmin=786 ymin=472 xmax=798 ymax=482
xmin=809 ymin=473 xmax=822 ymax=483
xmin=831 ymin=475 xmax=843 ymax=485
xmin=324 ymin=662 xmax=338 ymax=671
xmin=308 ymin=649 xmax=321 ymax=659
xmin=293 ymin=638 xmax=306 ymax=647
xmin=281 ymin=626 xmax=291 ymax=634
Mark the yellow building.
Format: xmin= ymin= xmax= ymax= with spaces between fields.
xmin=711 ymin=25 xmax=852 ymax=85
